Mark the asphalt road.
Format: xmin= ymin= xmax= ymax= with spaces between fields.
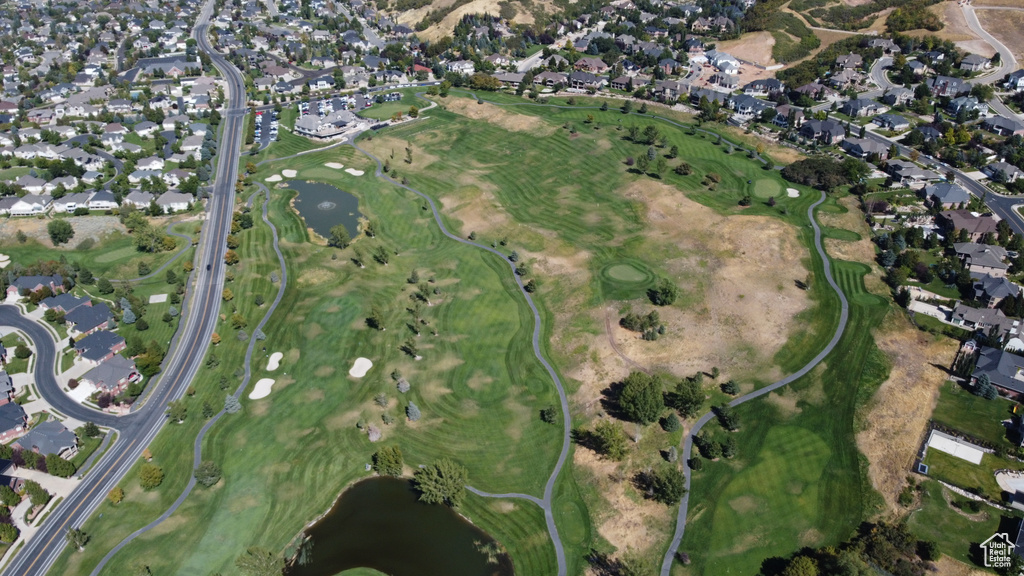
xmin=0 ymin=0 xmax=244 ymax=572
xmin=660 ymin=191 xmax=852 ymax=574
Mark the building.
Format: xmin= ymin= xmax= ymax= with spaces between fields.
xmin=65 ymin=303 xmax=113 ymax=336
xmin=7 ymin=275 xmax=63 ymax=299
xmin=983 ymin=161 xmax=1024 ymax=183
xmin=799 ymin=119 xmax=846 ymax=144
xmin=873 ymin=113 xmax=910 ymax=131
xmin=974 ymin=274 xmax=1020 ymax=308
xmin=952 ymin=305 xmax=1017 ymax=339
xmin=13 ymin=420 xmax=77 ymax=459
xmin=574 ymin=57 xmax=608 ymax=73
xmin=73 ymin=330 xmax=126 ymax=365
xmin=971 ymin=347 xmax=1024 ymax=395
xmin=80 ymin=355 xmax=140 ymax=394
xmin=840 ymin=137 xmax=888 ymax=159
xmin=954 ymin=242 xmax=1009 ymax=278
xmin=39 ymin=293 xmax=89 ymax=314
xmin=926 ymin=182 xmax=971 ymax=208
xmin=0 ymin=403 xmax=27 ymax=442
xmin=981 ymin=116 xmax=1024 ymax=137
xmin=927 ymin=75 xmax=969 ymax=97
xmin=293 ymin=110 xmax=359 ymax=139
xmin=840 ymin=98 xmax=884 ymax=118
xmin=960 ymin=54 xmax=991 ymax=72
xmin=940 ymin=211 xmax=1000 ymax=242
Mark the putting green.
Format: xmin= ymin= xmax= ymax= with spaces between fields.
xmin=605 ymin=263 xmax=648 ymax=282
xmin=752 ymin=178 xmax=781 ymax=199
xmin=93 ymin=245 xmax=138 ymax=263
xmin=598 ymin=260 xmax=656 ymax=300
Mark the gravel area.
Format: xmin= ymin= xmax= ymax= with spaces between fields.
xmin=0 ymin=216 xmax=127 ymax=248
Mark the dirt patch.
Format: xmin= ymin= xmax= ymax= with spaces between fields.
xmin=305 ymin=323 xmax=324 ymax=340
xmin=856 ymin=315 xmax=959 ymax=513
xmin=728 ymin=495 xmax=761 ymax=513
xmin=765 ymin=390 xmax=802 ymax=418
xmin=717 ymin=32 xmax=777 ymax=66
xmin=0 ymin=215 xmax=128 ymax=247
xmin=934 ymin=556 xmax=990 ymax=576
xmin=360 ymin=135 xmax=442 ymax=171
xmin=440 ymin=185 xmax=512 ymax=238
xmin=437 ymin=97 xmax=555 ymax=136
xmin=314 ymin=365 xmax=335 ymax=378
xmin=976 ymin=9 xmax=1024 ymax=64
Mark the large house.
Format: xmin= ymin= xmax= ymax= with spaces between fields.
xmin=840 ymin=98 xmax=884 ymax=118
xmin=971 ymin=346 xmax=1024 ymax=395
xmin=574 ymin=57 xmax=608 ymax=73
xmin=940 ymin=211 xmax=1000 ymax=242
xmin=39 ymin=293 xmax=89 ymax=314
xmin=0 ymin=403 xmax=27 ymax=442
xmin=799 ymin=119 xmax=846 ymax=144
xmin=974 ymin=274 xmax=1020 ymax=308
xmin=0 ymin=372 xmax=14 ymax=406
xmin=7 ymin=275 xmax=63 ymax=299
xmin=65 ymin=303 xmax=113 ymax=337
xmin=954 ymin=242 xmax=1009 ymax=278
xmin=840 ymin=137 xmax=888 ymax=159
xmin=951 ymin=304 xmax=1017 ymax=339
xmin=73 ymin=330 xmax=126 ymax=365
xmin=927 ymin=75 xmax=969 ymax=97
xmin=926 ymin=182 xmax=970 ymax=208
xmin=960 ymin=54 xmax=991 ymax=72
xmin=80 ymin=355 xmax=140 ymax=394
xmin=981 ymin=116 xmax=1024 ymax=137
xmin=13 ymin=420 xmax=77 ymax=459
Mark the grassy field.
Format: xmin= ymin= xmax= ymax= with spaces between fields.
xmin=922 ymin=450 xmax=1008 ymax=501
xmin=359 ymin=93 xmax=431 ymax=121
xmin=932 ymin=380 xmax=1016 ymax=446
xmin=55 ymin=92 xmax=892 ymax=576
xmin=908 ymin=479 xmax=1006 ymax=567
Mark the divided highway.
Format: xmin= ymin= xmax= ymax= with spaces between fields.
xmin=0 ymin=0 xmax=245 ymax=572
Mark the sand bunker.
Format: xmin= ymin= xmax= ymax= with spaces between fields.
xmin=148 ymin=294 xmax=167 ymax=303
xmin=325 ymin=162 xmax=345 ymax=169
xmin=266 ymin=352 xmax=283 ymax=371
xmin=282 ymin=169 xmax=298 ymax=177
xmin=345 ymin=168 xmax=364 ymax=176
xmin=0 ymin=254 xmax=10 ymax=269
xmin=249 ymin=378 xmax=276 ymax=399
xmin=349 ymin=357 xmax=373 ymax=377
xmin=265 ymin=174 xmax=282 ymax=182
xmin=787 ymin=188 xmax=800 ymax=198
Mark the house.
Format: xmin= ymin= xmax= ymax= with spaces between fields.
xmin=0 ymin=403 xmax=27 ymax=442
xmin=974 ymin=274 xmax=1020 ymax=308
xmin=941 ymin=211 xmax=1001 ymax=243
xmin=491 ymin=72 xmax=525 ymax=87
xmin=708 ymin=73 xmax=739 ymax=90
xmin=0 ymin=372 xmax=14 ymax=406
xmin=928 ymin=75 xmax=969 ymax=97
xmin=971 ymin=346 xmax=1024 ymax=395
xmin=983 ymin=161 xmax=1024 ymax=183
xmin=742 ymin=78 xmax=784 ymax=97
xmin=926 ymin=182 xmax=971 ymax=208
xmin=794 ymin=82 xmax=839 ymax=101
xmin=951 ymin=304 xmax=1017 ymax=338
xmin=835 ymin=53 xmax=863 ymax=69
xmin=122 ymin=191 xmax=154 ymax=209
xmin=568 ymin=71 xmax=602 ymax=90
xmin=873 ymin=113 xmax=910 ymax=131
xmin=840 ymin=137 xmax=889 ymax=159
xmin=954 ymin=242 xmax=1009 ymax=278
xmin=574 ymin=57 xmax=608 ymax=73
xmin=728 ymin=94 xmax=774 ymax=117
xmin=8 ymin=275 xmax=63 ymax=299
xmin=73 ymin=329 xmax=125 ymax=364
xmin=774 ymin=104 xmax=805 ymax=128
xmin=5 ymin=194 xmax=52 ymax=216
xmin=881 ymin=87 xmax=914 ymax=108
xmin=13 ymin=420 xmax=77 ymax=459
xmin=981 ymin=116 xmax=1024 ymax=137
xmin=908 ymin=60 xmax=928 ymax=75
xmin=799 ymin=119 xmax=846 ymax=144
xmin=868 ymin=38 xmax=901 ymax=54
xmin=918 ymin=126 xmax=943 ymax=142
xmin=691 ymin=16 xmax=732 ymax=33
xmin=156 ymin=191 xmax=193 ymax=213
xmin=1005 ymin=69 xmax=1024 ymax=92
xmin=65 ymin=303 xmax=113 ymax=336
xmin=960 ymin=54 xmax=991 ymax=72
xmin=948 ymin=96 xmax=988 ymax=116
xmin=886 ymin=160 xmax=941 ymax=186
xmin=829 ymin=69 xmax=862 ymax=90
xmin=88 ymin=191 xmax=117 ymax=211
xmin=39 ymin=293 xmax=89 ymax=314
xmin=80 ymin=355 xmax=140 ymax=394
xmin=445 ymin=60 xmax=475 ymax=75
xmin=840 ymin=98 xmax=885 ymax=118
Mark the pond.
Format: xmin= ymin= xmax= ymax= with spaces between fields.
xmin=286 ymin=180 xmax=362 ymax=241
xmin=286 ymin=477 xmax=513 ymax=576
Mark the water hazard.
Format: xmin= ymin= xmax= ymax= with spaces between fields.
xmin=286 ymin=180 xmax=362 ymax=240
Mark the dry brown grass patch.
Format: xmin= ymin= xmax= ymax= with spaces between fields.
xmin=976 ymin=9 xmax=1024 ymax=63
xmin=717 ymin=32 xmax=777 ymax=66
xmin=856 ymin=314 xmax=958 ymax=513
xmin=439 ymin=97 xmax=555 ymax=136
xmin=934 ymin=556 xmax=990 ymax=576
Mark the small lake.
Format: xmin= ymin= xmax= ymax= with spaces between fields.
xmin=286 ymin=477 xmax=513 ymax=576
xmin=286 ymin=180 xmax=362 ymax=241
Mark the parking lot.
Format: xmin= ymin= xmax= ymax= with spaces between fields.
xmin=255 ymin=109 xmax=278 ymax=148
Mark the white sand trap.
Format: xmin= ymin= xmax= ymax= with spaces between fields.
xmin=249 ymin=378 xmax=276 ymax=399
xmin=282 ymin=169 xmax=298 ymax=177
xmin=786 ymin=188 xmax=800 ymax=198
xmin=266 ymin=352 xmax=283 ymax=371
xmin=265 ymin=174 xmax=282 ymax=182
xmin=349 ymin=357 xmax=373 ymax=377
xmin=148 ymin=294 xmax=168 ymax=303
xmin=325 ymin=162 xmax=345 ymax=169
xmin=345 ymin=168 xmax=364 ymax=176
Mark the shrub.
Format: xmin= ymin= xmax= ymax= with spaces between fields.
xmin=372 ymin=446 xmax=404 ymax=476
xmin=108 ymin=487 xmax=124 ymax=504
xmin=139 ymin=463 xmax=164 ymax=490
xmin=14 ymin=345 xmax=30 ymax=359
xmin=194 ymin=461 xmax=222 ymax=487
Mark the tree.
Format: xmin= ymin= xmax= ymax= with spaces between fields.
xmin=619 ymin=371 xmax=663 ymax=424
xmin=540 ymin=406 xmax=558 ymax=424
xmin=14 ymin=345 xmax=30 ymax=359
xmin=648 ymin=464 xmax=687 ymax=504
xmin=715 ymin=404 xmax=739 ymax=430
xmin=721 ymin=380 xmax=739 ymax=395
xmin=406 ymin=401 xmax=421 ymax=421
xmin=662 ymin=413 xmax=681 ymax=432
xmin=25 ymin=480 xmax=49 ymax=507
xmin=46 ymin=454 xmax=75 ymax=478
xmin=222 ymin=288 xmax=234 ymax=301
xmin=139 ymin=463 xmax=164 ymax=489
xmin=194 ymin=461 xmax=222 ymax=487
xmin=135 ymin=318 xmax=149 ymax=331
xmin=225 ymin=250 xmax=239 ymax=265
xmin=670 ymin=377 xmax=704 ymax=418
xmin=367 ymin=307 xmax=385 ymax=331
xmin=47 ymin=219 xmax=75 ymax=245
xmin=593 ymin=420 xmax=628 ymax=460
xmin=413 ymin=457 xmax=468 ymax=507
xmin=225 ymin=394 xmax=242 ymax=413
xmin=372 ymin=445 xmax=404 ymax=476
xmin=96 ymin=277 xmax=114 ymax=294
xmin=328 ymin=224 xmax=350 ymax=248
xmin=235 ymin=547 xmax=284 ymax=576
xmin=0 ymin=523 xmax=16 ymax=544
xmin=66 ymin=528 xmax=89 ymax=551
xmin=0 ymin=485 xmax=18 ymax=507
xmin=636 ymin=154 xmax=650 ymax=173
xmin=648 ymin=278 xmax=678 ymax=306
xmin=622 ymin=100 xmax=633 ymax=114
xmin=782 ymin=555 xmax=819 ymax=576
xmin=121 ymin=307 xmax=136 ymax=324
xmin=108 ymin=486 xmax=124 ymax=504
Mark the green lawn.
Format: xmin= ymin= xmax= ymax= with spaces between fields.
xmin=70 ymin=432 xmax=104 ymax=471
xmin=908 ymin=479 xmax=1004 ymax=567
xmin=922 ymin=450 xmax=1010 ymax=501
xmin=358 ymin=92 xmax=431 ymax=121
xmin=1 ymin=333 xmax=29 ymax=375
xmin=932 ymin=380 xmax=1016 ymax=446
xmin=55 ymin=92 xmax=892 ymax=576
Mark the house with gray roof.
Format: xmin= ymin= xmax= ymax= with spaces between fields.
xmin=80 ymin=355 xmax=140 ymax=394
xmin=975 ymin=274 xmax=1021 ymax=308
xmin=73 ymin=330 xmax=125 ymax=364
xmin=951 ymin=303 xmax=1017 ymax=338
xmin=65 ymin=303 xmax=113 ymax=337
xmin=840 ymin=137 xmax=889 ymax=159
xmin=954 ymin=242 xmax=1009 ymax=278
xmin=983 ymin=161 xmax=1024 ymax=183
xmin=40 ymin=293 xmax=89 ymax=314
xmin=972 ymin=346 xmax=1024 ymax=395
xmin=0 ymin=372 xmax=13 ymax=405
xmin=0 ymin=403 xmax=27 ymax=442
xmin=926 ymin=182 xmax=970 ymax=208
xmin=940 ymin=210 xmax=1000 ymax=242
xmin=13 ymin=420 xmax=77 ymax=458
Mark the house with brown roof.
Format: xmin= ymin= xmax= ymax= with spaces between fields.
xmin=939 ymin=211 xmax=1000 ymax=243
